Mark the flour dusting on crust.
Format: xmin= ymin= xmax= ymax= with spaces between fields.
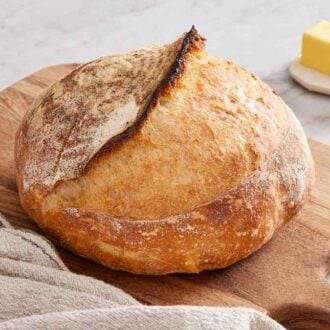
xmin=16 ymin=33 xmax=196 ymax=191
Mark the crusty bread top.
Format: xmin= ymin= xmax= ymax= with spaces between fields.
xmin=17 ymin=27 xmax=291 ymax=221
xmin=16 ymin=27 xmax=204 ymax=193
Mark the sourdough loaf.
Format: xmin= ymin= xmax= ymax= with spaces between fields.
xmin=15 ymin=27 xmax=314 ymax=274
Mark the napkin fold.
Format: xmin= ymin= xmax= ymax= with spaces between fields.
xmin=0 ymin=214 xmax=283 ymax=330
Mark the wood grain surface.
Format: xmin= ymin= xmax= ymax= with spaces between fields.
xmin=0 ymin=65 xmax=329 ymax=329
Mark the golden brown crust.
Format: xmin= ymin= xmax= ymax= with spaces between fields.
xmin=15 ymin=28 xmax=314 ymax=274
xmin=32 ymin=109 xmax=314 ymax=275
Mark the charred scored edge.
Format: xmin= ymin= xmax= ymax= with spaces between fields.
xmin=94 ymin=26 xmax=206 ymax=158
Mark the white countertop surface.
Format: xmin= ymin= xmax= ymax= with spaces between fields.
xmin=1 ymin=0 xmax=329 ymax=143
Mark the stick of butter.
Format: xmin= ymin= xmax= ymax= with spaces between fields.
xmin=301 ymin=20 xmax=330 ymax=75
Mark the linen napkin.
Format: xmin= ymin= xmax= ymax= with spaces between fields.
xmin=0 ymin=214 xmax=283 ymax=330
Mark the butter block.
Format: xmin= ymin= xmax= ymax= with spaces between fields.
xmin=301 ymin=20 xmax=330 ymax=75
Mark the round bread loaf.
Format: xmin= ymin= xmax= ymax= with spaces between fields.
xmin=15 ymin=27 xmax=314 ymax=274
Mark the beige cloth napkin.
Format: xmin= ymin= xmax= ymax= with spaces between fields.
xmin=0 ymin=214 xmax=283 ymax=330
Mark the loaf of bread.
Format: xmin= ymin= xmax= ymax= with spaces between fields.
xmin=15 ymin=27 xmax=314 ymax=274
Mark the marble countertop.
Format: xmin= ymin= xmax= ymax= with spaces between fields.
xmin=1 ymin=0 xmax=329 ymax=143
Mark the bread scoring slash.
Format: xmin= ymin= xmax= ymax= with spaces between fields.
xmin=15 ymin=27 xmax=314 ymax=275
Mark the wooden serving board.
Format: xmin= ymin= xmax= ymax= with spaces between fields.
xmin=0 ymin=65 xmax=329 ymax=329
